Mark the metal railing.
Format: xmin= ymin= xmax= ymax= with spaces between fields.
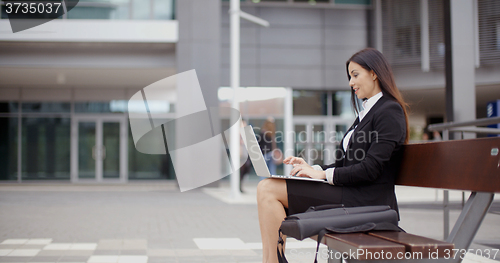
xmin=427 ymin=116 xmax=500 ymax=240
xmin=428 ymin=116 xmax=500 ymax=134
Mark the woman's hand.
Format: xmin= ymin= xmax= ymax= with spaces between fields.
xmin=289 ymin=164 xmax=326 ymax=180
xmin=283 ymin=156 xmax=308 ymax=166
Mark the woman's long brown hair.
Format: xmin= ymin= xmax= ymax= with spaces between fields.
xmin=346 ymin=48 xmax=410 ymax=143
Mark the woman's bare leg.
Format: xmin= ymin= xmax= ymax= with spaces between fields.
xmin=257 ymin=178 xmax=288 ymax=263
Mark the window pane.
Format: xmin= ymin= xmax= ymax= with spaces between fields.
xmin=132 ymin=0 xmax=151 ymax=19
xmin=78 ymin=122 xmax=96 ymax=179
xmin=335 ymin=124 xmax=347 ymax=141
xmin=382 ymin=0 xmax=422 ymax=66
xmin=497 ymin=21 xmax=500 ymax=50
xmin=240 ymin=0 xmax=287 ymax=2
xmin=332 ymin=91 xmax=357 ymax=118
xmin=335 ymin=124 xmax=347 ymax=156
xmin=294 ymin=0 xmax=330 ymax=3
xmin=68 ymin=6 xmax=116 ymax=19
xmin=0 ymin=102 xmax=19 ymax=113
xmin=75 ymin=101 xmax=128 ymax=113
xmin=22 ymin=117 xmax=70 ymax=180
xmin=0 ymin=117 xmax=18 ymax=180
xmin=293 ymin=91 xmax=327 ymax=116
xmin=22 ymin=102 xmax=71 ymax=113
xmin=335 ymin=0 xmax=371 ymax=5
xmin=311 ymin=124 xmax=325 ymax=166
xmin=103 ymin=122 xmax=120 ymax=179
xmin=478 ymin=0 xmax=500 ymax=65
xmin=127 ymin=123 xmax=174 ymax=179
xmin=154 ymin=0 xmax=175 ymax=20
xmin=247 ymin=118 xmax=284 ymax=175
xmin=68 ymin=0 xmax=130 ymax=19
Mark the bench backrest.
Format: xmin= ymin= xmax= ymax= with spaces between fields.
xmin=396 ymin=137 xmax=500 ymax=193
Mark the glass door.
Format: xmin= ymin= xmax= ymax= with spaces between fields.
xmin=293 ymin=122 xmax=327 ymax=165
xmin=78 ymin=121 xmax=96 ymax=179
xmin=102 ymin=122 xmax=120 ymax=179
xmin=292 ymin=118 xmax=351 ymax=166
xmin=71 ymin=116 xmax=127 ymax=182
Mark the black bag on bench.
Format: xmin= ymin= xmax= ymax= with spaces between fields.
xmin=277 ymin=205 xmax=403 ymax=263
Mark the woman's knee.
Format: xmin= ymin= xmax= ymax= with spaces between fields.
xmin=257 ymin=179 xmax=286 ymax=201
xmin=257 ymin=178 xmax=271 ymax=198
xmin=257 ymin=179 xmax=279 ymax=200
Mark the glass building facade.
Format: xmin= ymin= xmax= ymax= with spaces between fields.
xmin=0 ymin=0 xmax=178 ymax=182
xmin=0 ymin=101 xmax=176 ymax=182
xmin=0 ymin=91 xmax=355 ymax=182
xmin=1 ymin=0 xmax=176 ymax=20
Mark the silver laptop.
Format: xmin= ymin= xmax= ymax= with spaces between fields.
xmin=242 ymin=125 xmax=329 ymax=184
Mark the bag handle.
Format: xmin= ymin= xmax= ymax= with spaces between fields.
xmin=305 ymin=204 xmax=344 ymax=212
xmin=277 ymin=229 xmax=288 ymax=263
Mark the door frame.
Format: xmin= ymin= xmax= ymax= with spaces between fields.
xmin=70 ymin=114 xmax=128 ymax=183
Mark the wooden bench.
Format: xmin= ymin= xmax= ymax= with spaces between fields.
xmin=314 ymin=137 xmax=500 ymax=263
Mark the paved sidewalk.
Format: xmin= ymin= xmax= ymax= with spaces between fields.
xmin=0 ymin=180 xmax=499 ymax=263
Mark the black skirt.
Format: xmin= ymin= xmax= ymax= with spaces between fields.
xmin=286 ymin=180 xmax=343 ymax=215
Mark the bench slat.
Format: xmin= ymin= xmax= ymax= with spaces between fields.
xmin=368 ymin=231 xmax=454 ymax=258
xmin=397 ymin=137 xmax=500 ymax=193
xmin=324 ymin=233 xmax=405 ymax=260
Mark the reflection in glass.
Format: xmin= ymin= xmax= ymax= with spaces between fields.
xmin=0 ymin=117 xmax=18 ymax=180
xmin=333 ymin=91 xmax=357 ymax=118
xmin=334 ymin=0 xmax=371 ymax=5
xmin=128 ymin=123 xmax=173 ymax=179
xmin=293 ymin=91 xmax=327 ymax=116
xmin=76 ymin=101 xmax=174 ymax=114
xmin=0 ymin=102 xmax=19 ymax=113
xmin=78 ymin=122 xmax=96 ymax=179
xmin=22 ymin=102 xmax=71 ymax=113
xmin=311 ymin=125 xmax=325 ymax=166
xmin=133 ymin=0 xmax=150 ymax=19
xmin=68 ymin=0 xmax=129 ymax=19
xmin=22 ymin=117 xmax=70 ymax=180
xmin=75 ymin=101 xmax=127 ymax=113
xmin=68 ymin=6 xmax=116 ymax=19
xmin=295 ymin=124 xmax=307 ymax=143
xmin=335 ymin=124 xmax=348 ymax=154
xmin=103 ymin=122 xmax=120 ymax=178
xmin=335 ymin=124 xmax=347 ymax=142
xmin=294 ymin=0 xmax=329 ymax=3
xmin=154 ymin=0 xmax=175 ymax=20
xmin=294 ymin=124 xmax=307 ymax=161
xmin=312 ymin=124 xmax=325 ymax=143
xmin=293 ymin=124 xmax=335 ymax=166
xmin=311 ymin=144 xmax=324 ymax=166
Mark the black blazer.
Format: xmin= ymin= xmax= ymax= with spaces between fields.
xmin=320 ymin=95 xmax=406 ymax=213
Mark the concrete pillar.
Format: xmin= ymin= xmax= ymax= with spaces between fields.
xmin=176 ymin=0 xmax=221 ymax=109
xmin=450 ymin=0 xmax=476 ymax=138
xmin=443 ymin=0 xmax=476 ymax=239
xmin=374 ymin=0 xmax=383 ymax=52
xmin=175 ymin=0 xmax=222 ymax=186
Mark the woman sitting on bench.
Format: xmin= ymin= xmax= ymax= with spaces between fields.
xmin=256 ymin=48 xmax=410 ymax=263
